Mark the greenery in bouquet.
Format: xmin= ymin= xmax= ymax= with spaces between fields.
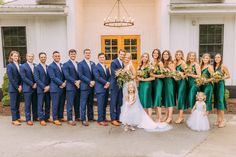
xmin=150 ymin=65 xmax=160 ymax=74
xmin=184 ymin=65 xmax=196 ymax=75
xmin=137 ymin=66 xmax=151 ymax=79
xmin=195 ymin=74 xmax=207 ymax=87
xmin=115 ymin=69 xmax=132 ymax=88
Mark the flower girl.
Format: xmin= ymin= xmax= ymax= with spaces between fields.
xmin=187 ymin=92 xmax=210 ymax=131
xmin=120 ymin=82 xmax=142 ymax=131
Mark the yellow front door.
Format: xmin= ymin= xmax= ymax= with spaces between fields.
xmin=101 ymin=35 xmax=140 ymax=69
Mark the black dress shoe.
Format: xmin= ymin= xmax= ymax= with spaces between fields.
xmin=82 ymin=121 xmax=89 ymax=126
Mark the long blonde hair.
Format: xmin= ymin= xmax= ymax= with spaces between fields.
xmin=186 ymin=51 xmax=197 ymax=65
xmin=138 ymin=52 xmax=150 ymax=69
xmin=200 ymin=53 xmax=211 ymax=69
xmin=8 ymin=50 xmax=21 ymax=63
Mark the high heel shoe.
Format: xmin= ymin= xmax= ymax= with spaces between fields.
xmin=165 ymin=119 xmax=172 ymax=124
xmin=218 ymin=121 xmax=226 ymax=128
xmin=175 ymin=118 xmax=184 ymax=124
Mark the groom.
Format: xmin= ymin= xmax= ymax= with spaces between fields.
xmin=110 ymin=49 xmax=126 ymax=126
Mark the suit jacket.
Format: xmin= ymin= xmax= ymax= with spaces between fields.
xmin=48 ymin=61 xmax=65 ymax=93
xmin=78 ymin=59 xmax=95 ymax=91
xmin=34 ymin=64 xmax=50 ymax=94
xmin=6 ymin=63 xmax=22 ymax=93
xmin=20 ymin=62 xmax=36 ymax=93
xmin=63 ymin=60 xmax=80 ymax=91
xmin=110 ymin=58 xmax=123 ymax=90
xmin=93 ymin=63 xmax=110 ymax=94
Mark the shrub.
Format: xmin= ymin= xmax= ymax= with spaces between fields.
xmin=1 ymin=73 xmax=10 ymax=106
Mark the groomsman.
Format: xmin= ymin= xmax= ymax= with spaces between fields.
xmin=93 ymin=53 xmax=110 ymax=126
xmin=7 ymin=51 xmax=23 ymax=126
xmin=78 ymin=48 xmax=95 ymax=126
xmin=48 ymin=51 xmax=66 ymax=125
xmin=34 ymin=52 xmax=51 ymax=126
xmin=63 ymin=49 xmax=80 ymax=126
xmin=110 ymin=49 xmax=126 ymax=126
xmin=20 ymin=53 xmax=38 ymax=126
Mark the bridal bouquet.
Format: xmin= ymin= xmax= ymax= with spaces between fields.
xmin=115 ymin=69 xmax=132 ymax=88
xmin=161 ymin=68 xmax=179 ymax=78
xmin=137 ymin=66 xmax=151 ymax=79
xmin=150 ymin=65 xmax=160 ymax=74
xmin=212 ymin=71 xmax=224 ymax=82
xmin=195 ymin=74 xmax=207 ymax=87
xmin=184 ymin=65 xmax=195 ymax=75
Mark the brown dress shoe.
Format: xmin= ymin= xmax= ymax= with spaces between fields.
xmin=45 ymin=119 xmax=53 ymax=123
xmin=98 ymin=121 xmax=108 ymax=126
xmin=111 ymin=120 xmax=120 ymax=126
xmin=12 ymin=120 xmax=21 ymax=126
xmin=67 ymin=121 xmax=76 ymax=126
xmin=27 ymin=121 xmax=34 ymax=126
xmin=75 ymin=118 xmax=81 ymax=122
xmin=59 ymin=118 xmax=67 ymax=122
xmin=104 ymin=119 xmax=111 ymax=123
xmin=17 ymin=119 xmax=25 ymax=122
xmin=40 ymin=121 xmax=47 ymax=126
xmin=53 ymin=120 xmax=62 ymax=126
xmin=82 ymin=121 xmax=89 ymax=126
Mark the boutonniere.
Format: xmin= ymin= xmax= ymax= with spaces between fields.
xmin=90 ymin=62 xmax=94 ymax=65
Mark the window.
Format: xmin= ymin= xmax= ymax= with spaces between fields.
xmin=1 ymin=27 xmax=27 ymax=66
xmin=101 ymin=35 xmax=140 ymax=68
xmin=199 ymin=24 xmax=224 ymax=58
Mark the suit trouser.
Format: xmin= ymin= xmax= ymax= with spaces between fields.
xmin=96 ymin=91 xmax=109 ymax=122
xmin=110 ymin=89 xmax=123 ymax=121
xmin=80 ymin=89 xmax=94 ymax=121
xmin=9 ymin=92 xmax=21 ymax=121
xmin=23 ymin=91 xmax=38 ymax=121
xmin=50 ymin=91 xmax=64 ymax=121
xmin=37 ymin=92 xmax=51 ymax=121
xmin=66 ymin=90 xmax=80 ymax=121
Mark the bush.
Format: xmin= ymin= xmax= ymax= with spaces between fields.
xmin=1 ymin=73 xmax=10 ymax=106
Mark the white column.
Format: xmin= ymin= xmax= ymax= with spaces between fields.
xmin=66 ymin=0 xmax=84 ymax=57
xmin=155 ymin=0 xmax=170 ymax=51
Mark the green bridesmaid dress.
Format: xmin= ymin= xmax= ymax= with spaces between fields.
xmin=139 ymin=67 xmax=153 ymax=108
xmin=152 ymin=65 xmax=163 ymax=107
xmin=214 ymin=67 xmax=227 ymax=110
xmin=201 ymin=67 xmax=213 ymax=111
xmin=162 ymin=69 xmax=176 ymax=107
xmin=176 ymin=64 xmax=187 ymax=110
xmin=187 ymin=64 xmax=198 ymax=109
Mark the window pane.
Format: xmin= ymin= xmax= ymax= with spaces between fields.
xmin=200 ymin=35 xmax=207 ymax=44
xmin=124 ymin=39 xmax=130 ymax=45
xmin=112 ymin=39 xmax=117 ymax=45
xmin=124 ymin=46 xmax=130 ymax=52
xmin=131 ymin=39 xmax=137 ymax=45
xmin=200 ymin=25 xmax=207 ymax=35
xmin=112 ymin=46 xmax=118 ymax=52
xmin=131 ymin=46 xmax=137 ymax=52
xmin=112 ymin=54 xmax=118 ymax=59
xmin=105 ymin=39 xmax=110 ymax=45
xmin=2 ymin=27 xmax=27 ymax=66
xmin=132 ymin=53 xmax=137 ymax=60
xmin=105 ymin=54 xmax=111 ymax=60
xmin=105 ymin=46 xmax=111 ymax=53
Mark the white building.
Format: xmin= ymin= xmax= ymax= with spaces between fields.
xmin=0 ymin=0 xmax=236 ymax=89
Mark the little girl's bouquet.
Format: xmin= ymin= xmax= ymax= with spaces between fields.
xmin=115 ymin=69 xmax=132 ymax=88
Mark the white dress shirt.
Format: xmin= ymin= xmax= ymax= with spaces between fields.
xmin=27 ymin=61 xmax=34 ymax=73
xmin=40 ymin=63 xmax=47 ymax=74
xmin=13 ymin=61 xmax=20 ymax=72
xmin=85 ymin=59 xmax=91 ymax=71
xmin=118 ymin=58 xmax=123 ymax=68
xmin=70 ymin=59 xmax=78 ymax=71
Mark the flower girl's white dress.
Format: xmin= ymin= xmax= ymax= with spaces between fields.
xmin=119 ymin=62 xmax=172 ymax=132
xmin=187 ymin=101 xmax=210 ymax=131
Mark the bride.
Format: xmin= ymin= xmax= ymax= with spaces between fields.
xmin=119 ymin=52 xmax=172 ymax=132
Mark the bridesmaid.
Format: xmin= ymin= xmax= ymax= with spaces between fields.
xmin=186 ymin=52 xmax=201 ymax=109
xmin=150 ymin=49 xmax=164 ymax=122
xmin=161 ymin=50 xmax=176 ymax=123
xmin=137 ymin=53 xmax=155 ymax=117
xmin=174 ymin=50 xmax=187 ymax=124
xmin=200 ymin=53 xmax=214 ymax=113
xmin=213 ymin=53 xmax=230 ymax=128
xmin=6 ymin=51 xmax=23 ymax=126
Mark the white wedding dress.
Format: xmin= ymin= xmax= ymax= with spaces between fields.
xmin=119 ymin=63 xmax=172 ymax=132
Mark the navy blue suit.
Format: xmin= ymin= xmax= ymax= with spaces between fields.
xmin=6 ymin=63 xmax=22 ymax=121
xmin=63 ymin=60 xmax=80 ymax=121
xmin=93 ymin=63 xmax=110 ymax=122
xmin=48 ymin=62 xmax=65 ymax=121
xmin=20 ymin=62 xmax=38 ymax=122
xmin=78 ymin=60 xmax=95 ymax=121
xmin=110 ymin=58 xmax=123 ymax=121
xmin=34 ymin=64 xmax=51 ymax=121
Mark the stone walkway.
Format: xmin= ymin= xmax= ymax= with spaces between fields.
xmin=0 ymin=114 xmax=235 ymax=157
